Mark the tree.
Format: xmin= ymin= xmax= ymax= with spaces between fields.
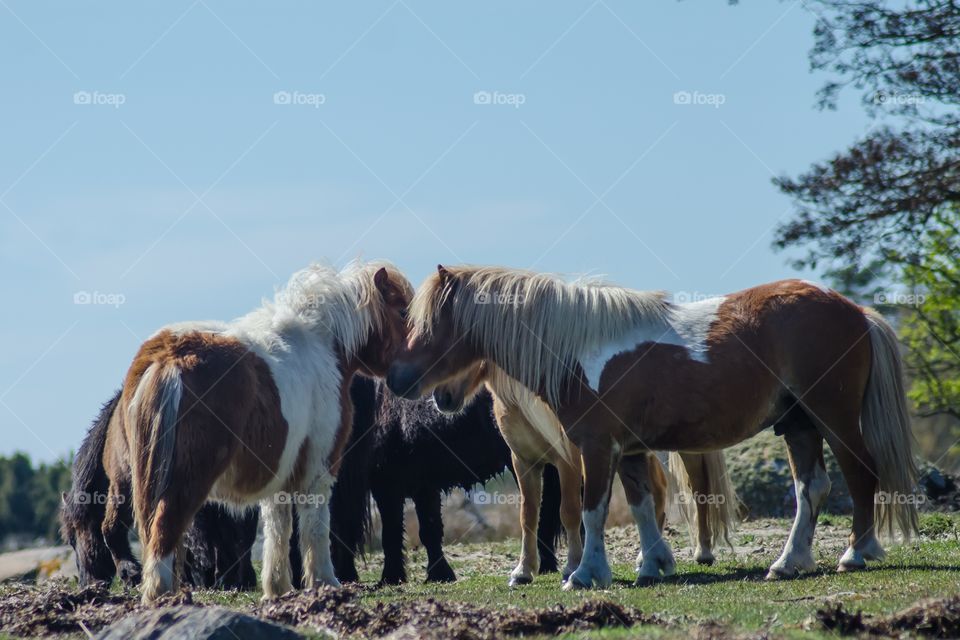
xmin=773 ymin=0 xmax=960 ymax=432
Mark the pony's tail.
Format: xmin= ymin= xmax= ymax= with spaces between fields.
xmin=127 ymin=362 xmax=183 ymax=545
xmin=861 ymin=307 xmax=920 ymax=540
xmin=667 ymin=452 xmax=740 ymax=550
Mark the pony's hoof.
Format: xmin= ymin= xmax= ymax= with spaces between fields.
xmin=562 ymin=577 xmax=589 ymax=591
xmin=765 ymin=566 xmax=799 ymax=580
xmin=695 ymin=555 xmax=715 ymax=567
xmin=509 ymin=574 xmax=533 ymax=587
xmin=426 ymin=560 xmax=457 ymax=583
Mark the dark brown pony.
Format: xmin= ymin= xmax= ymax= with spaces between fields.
xmin=104 ymin=261 xmax=412 ymax=603
xmin=387 ymin=266 xmax=919 ymax=589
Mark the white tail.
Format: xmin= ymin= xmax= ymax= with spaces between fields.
xmin=861 ymin=307 xmax=919 ymax=539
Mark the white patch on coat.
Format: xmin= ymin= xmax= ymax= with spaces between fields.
xmin=579 ymin=296 xmax=725 ymax=391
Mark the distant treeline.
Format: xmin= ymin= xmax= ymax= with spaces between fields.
xmin=0 ymin=453 xmax=71 ymax=544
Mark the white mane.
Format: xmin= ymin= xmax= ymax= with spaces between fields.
xmin=249 ymin=259 xmax=410 ymax=359
xmin=410 ymin=266 xmax=669 ymax=405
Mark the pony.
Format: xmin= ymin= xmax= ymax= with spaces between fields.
xmin=387 ymin=265 xmax=919 ymax=589
xmin=432 ymin=360 xmax=738 ymax=585
xmin=103 ymin=261 xmax=412 ymax=603
xmin=330 ymin=375 xmax=564 ymax=585
xmin=63 ymin=389 xmax=307 ymax=592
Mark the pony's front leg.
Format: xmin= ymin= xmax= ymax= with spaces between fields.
xmin=298 ymin=477 xmax=340 ymax=589
xmin=509 ymin=454 xmax=544 ymax=586
xmin=260 ymin=497 xmax=293 ymax=599
xmin=621 ymin=453 xmax=676 ymax=584
xmin=563 ymin=440 xmax=619 ymax=590
xmin=556 ymin=456 xmax=584 ymax=583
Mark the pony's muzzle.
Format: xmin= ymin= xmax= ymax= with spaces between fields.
xmin=386 ymin=363 xmax=423 ymax=399
xmin=433 ymin=389 xmax=462 ymax=414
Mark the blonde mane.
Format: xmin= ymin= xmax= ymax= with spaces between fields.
xmin=268 ymin=259 xmax=412 ymax=359
xmin=410 ymin=266 xmax=668 ymax=404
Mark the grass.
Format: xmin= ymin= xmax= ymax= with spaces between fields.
xmin=184 ymin=513 xmax=960 ymax=638
xmin=4 ymin=513 xmax=959 ymax=638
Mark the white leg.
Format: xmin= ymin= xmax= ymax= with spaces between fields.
xmin=563 ymin=486 xmax=613 ymax=590
xmin=767 ymin=462 xmax=830 ymax=579
xmin=260 ymin=497 xmax=293 ymax=599
xmin=634 ymin=493 xmax=676 ymax=581
xmin=299 ymin=476 xmax=340 ymax=589
xmin=839 ymin=531 xmax=885 ymax=570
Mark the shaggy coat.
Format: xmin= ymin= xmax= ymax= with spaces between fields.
xmin=330 ymin=376 xmax=562 ymax=584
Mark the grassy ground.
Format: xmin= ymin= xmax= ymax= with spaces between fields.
xmin=183 ymin=513 xmax=960 ymax=639
xmin=2 ymin=513 xmax=958 ymax=639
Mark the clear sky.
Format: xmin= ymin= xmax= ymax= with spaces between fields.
xmin=1 ymin=1 xmax=874 ymax=461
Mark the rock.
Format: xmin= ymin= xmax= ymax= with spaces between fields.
xmin=0 ymin=546 xmax=73 ymax=584
xmin=94 ymin=606 xmax=304 ymax=640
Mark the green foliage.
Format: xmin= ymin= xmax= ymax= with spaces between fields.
xmin=0 ymin=453 xmax=72 ymax=543
xmin=899 ymin=208 xmax=960 ymax=423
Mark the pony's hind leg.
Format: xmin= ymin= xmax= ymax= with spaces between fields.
xmin=509 ymin=453 xmax=544 ymax=586
xmin=297 ymin=475 xmax=340 ymax=590
xmin=414 ymin=488 xmax=456 ymax=583
xmin=563 ymin=438 xmax=619 ymax=590
xmin=767 ymin=417 xmax=830 ymax=579
xmin=622 ymin=453 xmax=676 ymax=585
xmin=679 ymin=452 xmax=715 ymax=566
xmin=260 ymin=498 xmax=294 ymax=598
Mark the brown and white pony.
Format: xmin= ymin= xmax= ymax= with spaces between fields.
xmin=432 ymin=360 xmax=738 ymax=585
xmin=103 ymin=261 xmax=412 ymax=603
xmin=387 ymin=266 xmax=919 ymax=589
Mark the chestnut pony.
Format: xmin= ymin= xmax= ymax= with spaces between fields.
xmin=432 ymin=360 xmax=739 ymax=586
xmin=104 ymin=261 xmax=412 ymax=603
xmin=388 ymin=266 xmax=918 ymax=589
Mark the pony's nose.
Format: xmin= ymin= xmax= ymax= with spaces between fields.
xmin=386 ymin=364 xmax=421 ymax=399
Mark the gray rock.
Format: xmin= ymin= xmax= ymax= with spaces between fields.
xmin=94 ymin=606 xmax=303 ymax=640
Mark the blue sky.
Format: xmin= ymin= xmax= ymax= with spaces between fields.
xmin=0 ymin=1 xmax=875 ymax=461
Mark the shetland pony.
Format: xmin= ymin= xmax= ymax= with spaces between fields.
xmin=330 ymin=375 xmax=564 ymax=585
xmin=432 ymin=361 xmax=738 ymax=585
xmin=388 ymin=266 xmax=919 ymax=589
xmin=104 ymin=261 xmax=412 ymax=603
xmin=64 ymin=389 xmax=304 ymax=591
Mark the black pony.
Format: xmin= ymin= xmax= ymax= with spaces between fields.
xmin=330 ymin=377 xmax=562 ymax=584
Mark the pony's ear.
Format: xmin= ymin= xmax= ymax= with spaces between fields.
xmin=437 ymin=265 xmax=451 ymax=281
xmin=61 ymin=491 xmax=68 ymax=505
xmin=374 ymin=267 xmax=389 ymax=289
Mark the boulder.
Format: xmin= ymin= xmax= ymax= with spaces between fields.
xmin=94 ymin=606 xmax=304 ymax=640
